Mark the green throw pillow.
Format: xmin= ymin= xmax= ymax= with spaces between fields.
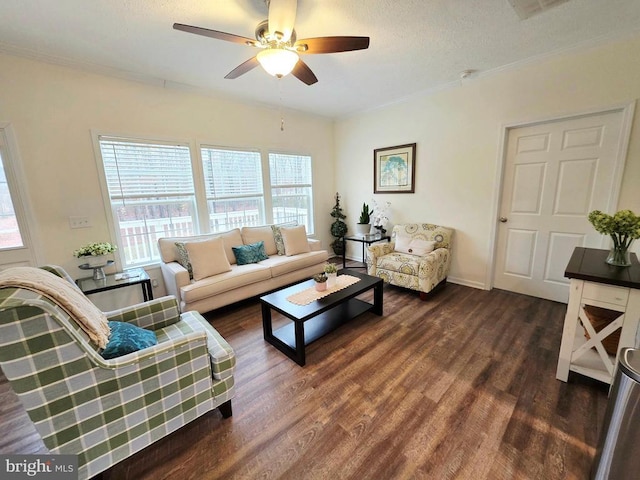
xmin=175 ymin=242 xmax=194 ymax=279
xmin=271 ymin=222 xmax=298 ymax=255
xmin=232 ymin=241 xmax=269 ymax=265
xmin=101 ymin=321 xmax=157 ymax=359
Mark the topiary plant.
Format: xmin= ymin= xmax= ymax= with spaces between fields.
xmin=330 ymin=192 xmax=348 ymax=255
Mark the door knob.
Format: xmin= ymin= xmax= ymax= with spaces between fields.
xmin=499 ymin=217 xmax=508 ymax=223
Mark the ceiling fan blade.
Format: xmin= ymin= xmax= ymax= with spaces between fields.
xmin=268 ymin=0 xmax=297 ymax=42
xmin=225 ymin=57 xmax=260 ymax=79
xmin=173 ymin=23 xmax=257 ymax=46
xmin=295 ymin=36 xmax=370 ymax=54
xmin=291 ymin=59 xmax=318 ymax=85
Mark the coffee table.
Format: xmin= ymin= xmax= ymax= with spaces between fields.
xmin=260 ymin=269 xmax=383 ymax=366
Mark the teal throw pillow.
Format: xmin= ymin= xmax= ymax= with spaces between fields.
xmin=101 ymin=321 xmax=157 ymax=359
xmin=232 ymin=241 xmax=269 ymax=265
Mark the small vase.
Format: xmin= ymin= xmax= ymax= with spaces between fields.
xmin=87 ymin=255 xmax=107 ymax=267
xmin=326 ymin=272 xmax=337 ymax=289
xmin=315 ymin=282 xmax=327 ymax=292
xmin=606 ymin=242 xmax=633 ymax=267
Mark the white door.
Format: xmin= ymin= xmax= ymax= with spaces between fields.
xmin=0 ymin=127 xmax=37 ymax=268
xmin=494 ymin=110 xmax=626 ymax=303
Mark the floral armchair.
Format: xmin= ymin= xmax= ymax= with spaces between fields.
xmin=367 ymin=223 xmax=454 ymax=299
xmin=0 ymin=265 xmax=235 ymax=479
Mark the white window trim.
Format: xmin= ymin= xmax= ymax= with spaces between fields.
xmin=93 ymin=132 xmax=316 ymax=267
xmin=0 ymin=122 xmax=41 ymax=266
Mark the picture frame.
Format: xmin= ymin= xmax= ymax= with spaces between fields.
xmin=373 ymin=143 xmax=416 ymax=193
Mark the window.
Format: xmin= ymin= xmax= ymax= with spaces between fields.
xmin=200 ymin=147 xmax=265 ymax=232
xmin=269 ymin=153 xmax=313 ymax=233
xmin=0 ymin=152 xmax=24 ymax=249
xmin=96 ymin=134 xmax=315 ymax=268
xmin=99 ymin=137 xmax=196 ymax=266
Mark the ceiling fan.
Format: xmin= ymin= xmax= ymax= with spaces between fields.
xmin=173 ymin=0 xmax=370 ymax=85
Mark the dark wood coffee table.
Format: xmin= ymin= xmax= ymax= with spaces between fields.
xmin=260 ymin=269 xmax=383 ymax=366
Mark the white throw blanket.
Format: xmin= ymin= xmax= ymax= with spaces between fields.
xmin=0 ymin=267 xmax=110 ymax=348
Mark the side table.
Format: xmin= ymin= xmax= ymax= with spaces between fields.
xmin=556 ymin=247 xmax=640 ymax=384
xmin=76 ymin=268 xmax=153 ymax=302
xmin=342 ymin=234 xmax=391 ymax=268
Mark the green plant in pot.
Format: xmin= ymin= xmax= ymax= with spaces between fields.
xmin=356 ymin=202 xmax=373 ymax=235
xmin=323 ymin=262 xmax=338 ymax=288
xmin=313 ymin=273 xmax=328 ymax=292
xmin=330 ymin=192 xmax=348 ymax=256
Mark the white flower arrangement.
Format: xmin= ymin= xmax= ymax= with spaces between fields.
xmin=73 ymin=242 xmax=117 ymax=258
xmin=371 ymin=199 xmax=391 ymax=232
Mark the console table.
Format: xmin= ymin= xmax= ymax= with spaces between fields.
xmin=556 ymin=247 xmax=640 ymax=384
xmin=76 ymin=268 xmax=153 ymax=302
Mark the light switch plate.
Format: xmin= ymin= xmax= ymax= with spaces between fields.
xmin=69 ymin=216 xmax=91 ymax=229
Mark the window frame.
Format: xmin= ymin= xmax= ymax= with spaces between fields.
xmin=199 ymin=145 xmax=266 ymax=233
xmin=94 ymin=132 xmax=315 ymax=268
xmin=94 ymin=133 xmax=200 ymax=269
xmin=268 ymin=151 xmax=315 ymax=235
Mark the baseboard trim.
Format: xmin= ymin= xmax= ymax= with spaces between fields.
xmin=448 ymin=276 xmax=487 ymax=290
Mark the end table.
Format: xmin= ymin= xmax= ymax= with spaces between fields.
xmin=76 ymin=268 xmax=153 ymax=302
xmin=342 ymin=234 xmax=391 ymax=269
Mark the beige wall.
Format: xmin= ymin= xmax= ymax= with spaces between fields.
xmin=0 ymin=52 xmax=335 ymax=304
xmin=335 ymin=34 xmax=640 ymax=289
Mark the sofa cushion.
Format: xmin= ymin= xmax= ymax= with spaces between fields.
xmin=185 ymin=237 xmax=232 ymax=281
xmin=261 ymin=250 xmax=329 ymax=277
xmin=271 ymin=221 xmax=298 ymax=255
xmin=376 ymin=252 xmax=421 ymax=275
xmin=181 ymin=264 xmax=272 ymax=304
xmin=218 ymin=228 xmax=243 ymax=265
xmin=157 ymin=228 xmax=244 ymax=265
xmin=395 ymin=236 xmax=436 ymax=256
xmin=241 ymin=226 xmax=277 ymax=256
xmin=101 ymin=321 xmax=158 ymax=359
xmin=232 ymin=241 xmax=269 ymax=265
xmin=281 ymin=225 xmax=311 ymax=256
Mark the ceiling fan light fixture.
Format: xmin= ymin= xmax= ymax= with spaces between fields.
xmin=257 ymin=48 xmax=299 ymax=78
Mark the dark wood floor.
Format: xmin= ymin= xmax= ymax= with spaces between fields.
xmin=0 ymin=269 xmax=609 ymax=479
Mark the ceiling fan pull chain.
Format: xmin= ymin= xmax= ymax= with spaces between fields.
xmin=279 ymin=79 xmax=285 ymax=132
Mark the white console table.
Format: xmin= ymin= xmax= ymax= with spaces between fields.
xmin=556 ymin=247 xmax=640 ymax=385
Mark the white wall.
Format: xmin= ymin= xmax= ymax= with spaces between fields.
xmin=0 ymin=52 xmax=335 ymax=306
xmin=335 ymin=34 xmax=640 ymax=289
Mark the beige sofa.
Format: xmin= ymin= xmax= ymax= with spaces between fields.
xmin=158 ymin=225 xmax=329 ymax=313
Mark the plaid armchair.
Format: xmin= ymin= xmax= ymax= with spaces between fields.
xmin=367 ymin=223 xmax=453 ymax=299
xmin=0 ymin=265 xmax=235 ymax=480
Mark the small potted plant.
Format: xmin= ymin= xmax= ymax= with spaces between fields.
xmin=323 ymin=262 xmax=338 ymax=288
xmin=356 ymin=202 xmax=373 ymax=235
xmin=73 ymin=241 xmax=117 ymax=266
xmin=313 ymin=273 xmax=328 ymax=292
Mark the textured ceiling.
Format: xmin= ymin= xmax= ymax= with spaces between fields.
xmin=0 ymin=0 xmax=639 ymax=118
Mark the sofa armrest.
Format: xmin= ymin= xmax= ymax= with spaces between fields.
xmin=105 ymin=296 xmax=181 ymax=330
xmin=308 ymin=238 xmax=322 ymax=251
xmin=417 ymin=248 xmax=451 ymax=282
xmin=160 ymin=261 xmax=190 ymax=302
xmin=366 ymin=241 xmax=395 ymax=275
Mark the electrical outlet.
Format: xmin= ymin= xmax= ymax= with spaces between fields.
xmin=69 ymin=216 xmax=92 ymax=229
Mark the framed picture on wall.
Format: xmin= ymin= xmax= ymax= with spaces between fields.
xmin=373 ymin=143 xmax=416 ymax=193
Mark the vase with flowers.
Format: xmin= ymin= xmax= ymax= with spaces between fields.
xmin=74 ymin=241 xmax=117 ymax=279
xmin=588 ymin=210 xmax=640 ymax=267
xmin=371 ymin=199 xmax=391 ymax=235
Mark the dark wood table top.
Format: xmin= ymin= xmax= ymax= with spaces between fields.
xmin=565 ymin=247 xmax=640 ymax=289
xmin=259 ymin=269 xmax=383 ymax=322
